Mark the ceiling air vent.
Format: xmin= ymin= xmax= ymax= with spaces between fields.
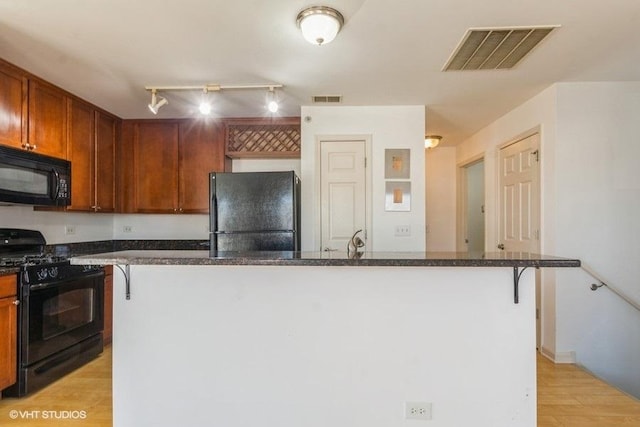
xmin=443 ymin=26 xmax=558 ymax=71
xmin=312 ymin=95 xmax=342 ymax=103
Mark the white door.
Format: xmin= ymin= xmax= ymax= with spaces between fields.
xmin=319 ymin=139 xmax=368 ymax=251
xmin=499 ymin=133 xmax=541 ymax=347
xmin=499 ymin=134 xmax=540 ymax=253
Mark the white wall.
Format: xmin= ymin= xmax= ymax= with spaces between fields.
xmin=231 ymin=158 xmax=301 ymax=176
xmin=300 ymin=106 xmax=426 ymax=252
xmin=456 ymin=81 xmax=640 ymax=399
xmin=0 ymin=205 xmax=113 ymax=244
xmin=553 ymin=82 xmax=640 ymax=397
xmin=425 ymin=147 xmax=456 ymax=251
xmin=112 ymin=214 xmax=209 ymax=240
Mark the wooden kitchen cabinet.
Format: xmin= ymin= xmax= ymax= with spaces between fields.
xmin=95 ymin=112 xmax=118 ymax=212
xmin=67 ymin=98 xmax=95 ymax=211
xmin=0 ymin=61 xmax=28 ymax=150
xmin=120 ymin=119 xmax=227 ymax=213
xmin=179 ymin=119 xmax=227 ymax=212
xmin=103 ymin=266 xmax=113 ymax=345
xmin=67 ymin=98 xmax=118 ymax=212
xmin=0 ymin=275 xmax=18 ymax=392
xmin=129 ymin=120 xmax=180 ymax=213
xmin=28 ymin=79 xmax=68 ymax=159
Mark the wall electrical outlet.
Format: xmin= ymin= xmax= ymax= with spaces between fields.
xmin=394 ymin=225 xmax=411 ymax=237
xmin=405 ymin=402 xmax=432 ymax=420
xmin=122 ymin=225 xmax=133 ymax=233
xmin=64 ymin=225 xmax=76 ymax=235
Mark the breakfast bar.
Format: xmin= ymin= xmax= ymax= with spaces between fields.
xmin=72 ymin=250 xmax=579 ymax=427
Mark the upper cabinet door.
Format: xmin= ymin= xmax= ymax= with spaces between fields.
xmin=95 ymin=112 xmax=118 ymax=213
xmin=178 ymin=120 xmax=226 ymax=213
xmin=28 ymin=79 xmax=68 ymax=159
xmin=132 ymin=121 xmax=180 ymax=213
xmin=0 ymin=61 xmax=28 ymax=149
xmin=67 ymin=98 xmax=95 ymax=211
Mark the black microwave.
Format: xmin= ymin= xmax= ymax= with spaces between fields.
xmin=0 ymin=145 xmax=71 ymax=206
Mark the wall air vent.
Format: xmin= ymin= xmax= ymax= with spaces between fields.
xmin=443 ymin=26 xmax=558 ymax=71
xmin=312 ymin=95 xmax=342 ymax=103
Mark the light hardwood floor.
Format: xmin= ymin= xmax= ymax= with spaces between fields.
xmin=537 ymin=353 xmax=640 ymax=426
xmin=1 ymin=348 xmax=639 ymax=426
xmin=0 ymin=346 xmax=112 ymax=427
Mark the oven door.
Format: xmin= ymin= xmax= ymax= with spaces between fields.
xmin=21 ymin=271 xmax=104 ymax=366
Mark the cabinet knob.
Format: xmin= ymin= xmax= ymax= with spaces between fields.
xmin=30 ymin=144 xmax=37 ymax=150
xmin=13 ymin=300 xmax=20 ymax=306
xmin=22 ymin=143 xmax=28 ymax=149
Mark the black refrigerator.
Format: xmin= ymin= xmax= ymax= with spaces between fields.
xmin=209 ymin=171 xmax=301 ymax=253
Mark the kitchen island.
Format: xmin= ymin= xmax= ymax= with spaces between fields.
xmin=72 ymin=250 xmax=579 ymax=427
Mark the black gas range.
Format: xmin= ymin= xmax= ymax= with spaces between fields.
xmin=0 ymin=228 xmax=104 ymax=397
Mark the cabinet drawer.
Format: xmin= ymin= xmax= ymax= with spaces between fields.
xmin=0 ymin=275 xmax=17 ymax=298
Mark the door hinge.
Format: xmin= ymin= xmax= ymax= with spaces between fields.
xmin=531 ymin=150 xmax=540 ymax=162
xmin=364 ymin=157 xmax=367 ymax=168
xmin=534 ymin=229 xmax=540 ymax=240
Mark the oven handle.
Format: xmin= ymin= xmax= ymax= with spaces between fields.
xmin=27 ymin=271 xmax=105 ymax=291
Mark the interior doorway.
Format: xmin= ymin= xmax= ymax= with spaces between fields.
xmin=457 ymin=158 xmax=485 ymax=252
xmin=465 ymin=160 xmax=485 ymax=252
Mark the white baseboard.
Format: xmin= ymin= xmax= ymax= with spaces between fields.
xmin=539 ymin=347 xmax=576 ymax=364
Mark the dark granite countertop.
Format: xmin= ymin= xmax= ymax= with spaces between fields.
xmin=70 ymin=250 xmax=581 ymax=268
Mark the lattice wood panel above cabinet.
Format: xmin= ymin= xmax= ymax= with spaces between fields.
xmin=224 ymin=117 xmax=300 ymax=158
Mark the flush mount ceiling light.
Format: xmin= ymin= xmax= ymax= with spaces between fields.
xmin=148 ymin=89 xmax=168 ymax=115
xmin=425 ymin=135 xmax=442 ymax=149
xmin=144 ymin=83 xmax=283 ymax=116
xmin=296 ymin=6 xmax=344 ymax=46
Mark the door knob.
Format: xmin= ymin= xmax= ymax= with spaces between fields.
xmin=497 ymin=243 xmax=505 ymax=250
xmin=323 ymin=247 xmax=337 ymax=252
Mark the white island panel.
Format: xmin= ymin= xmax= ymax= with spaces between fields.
xmin=112 ymin=265 xmax=536 ymax=427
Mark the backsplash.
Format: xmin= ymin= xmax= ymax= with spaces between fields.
xmin=46 ymin=239 xmax=209 ymax=257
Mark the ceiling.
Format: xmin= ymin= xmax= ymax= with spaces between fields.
xmin=1 ymin=0 xmax=639 ymax=146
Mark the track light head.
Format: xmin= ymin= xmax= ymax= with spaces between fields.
xmin=266 ymin=87 xmax=279 ymax=113
xmin=148 ymin=90 xmax=168 ymax=115
xmin=199 ymin=88 xmax=212 ymax=115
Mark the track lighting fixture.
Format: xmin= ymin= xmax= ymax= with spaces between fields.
xmin=148 ymin=89 xmax=168 ymax=115
xmin=144 ymin=83 xmax=283 ymax=116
